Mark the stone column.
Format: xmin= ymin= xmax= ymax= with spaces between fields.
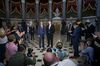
xmin=49 ymin=0 xmax=52 ymax=21
xmin=5 ymin=0 xmax=10 ymax=25
xmin=96 ymin=0 xmax=100 ymax=31
xmin=21 ymin=0 xmax=26 ymax=22
xmin=62 ymin=0 xmax=66 ymax=21
xmin=35 ymin=0 xmax=40 ymax=22
xmin=77 ymin=0 xmax=82 ymax=19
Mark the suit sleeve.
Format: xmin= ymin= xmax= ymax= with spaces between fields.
xmin=95 ymin=37 xmax=100 ymax=44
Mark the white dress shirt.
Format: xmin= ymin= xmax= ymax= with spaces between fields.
xmin=51 ymin=59 xmax=77 ymax=66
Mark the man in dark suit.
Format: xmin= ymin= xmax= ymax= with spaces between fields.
xmin=71 ymin=21 xmax=82 ymax=57
xmin=46 ymin=21 xmax=55 ymax=47
xmin=85 ymin=20 xmax=96 ymax=40
xmin=92 ymin=34 xmax=100 ymax=65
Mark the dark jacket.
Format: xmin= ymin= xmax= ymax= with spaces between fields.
xmin=46 ymin=24 xmax=55 ymax=36
xmin=8 ymin=52 xmax=36 ymax=66
xmin=29 ymin=26 xmax=34 ymax=34
xmin=85 ymin=24 xmax=95 ymax=39
xmin=38 ymin=26 xmax=45 ymax=36
xmin=72 ymin=27 xmax=82 ymax=41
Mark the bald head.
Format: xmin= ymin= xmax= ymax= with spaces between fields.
xmin=44 ymin=52 xmax=55 ymax=62
xmin=43 ymin=52 xmax=57 ymax=66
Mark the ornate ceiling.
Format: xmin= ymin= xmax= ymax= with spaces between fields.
xmin=0 ymin=0 xmax=96 ymax=18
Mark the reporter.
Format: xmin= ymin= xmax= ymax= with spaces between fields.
xmin=92 ymin=34 xmax=100 ymax=65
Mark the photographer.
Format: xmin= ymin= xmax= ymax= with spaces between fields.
xmin=8 ymin=44 xmax=36 ymax=66
xmin=92 ymin=34 xmax=100 ymax=65
xmin=52 ymin=41 xmax=68 ymax=61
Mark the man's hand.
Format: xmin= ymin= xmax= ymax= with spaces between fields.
xmin=92 ymin=33 xmax=97 ymax=39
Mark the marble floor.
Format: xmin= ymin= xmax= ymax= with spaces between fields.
xmin=26 ymin=33 xmax=78 ymax=66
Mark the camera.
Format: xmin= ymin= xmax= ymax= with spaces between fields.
xmin=27 ymin=48 xmax=33 ymax=57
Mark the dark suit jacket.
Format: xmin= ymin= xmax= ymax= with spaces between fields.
xmin=46 ymin=24 xmax=55 ymax=36
xmin=38 ymin=26 xmax=45 ymax=37
xmin=85 ymin=24 xmax=95 ymax=39
xmin=72 ymin=27 xmax=82 ymax=41
xmin=29 ymin=26 xmax=35 ymax=34
xmin=8 ymin=52 xmax=36 ymax=66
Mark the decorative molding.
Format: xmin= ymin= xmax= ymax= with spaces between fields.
xmin=26 ymin=2 xmax=34 ymax=5
xmin=40 ymin=3 xmax=48 ymax=5
xmin=26 ymin=8 xmax=35 ymax=16
xmin=67 ymin=0 xmax=77 ymax=13
xmin=53 ymin=2 xmax=62 ymax=4
xmin=83 ymin=3 xmax=96 ymax=12
xmin=0 ymin=0 xmax=96 ymax=18
xmin=40 ymin=9 xmax=48 ymax=19
xmin=67 ymin=6 xmax=77 ymax=14
xmin=11 ymin=7 xmax=21 ymax=15
xmin=11 ymin=1 xmax=20 ymax=4
xmin=41 ymin=9 xmax=48 ymax=15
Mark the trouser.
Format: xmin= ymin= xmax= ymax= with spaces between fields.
xmin=47 ymin=34 xmax=53 ymax=47
xmin=39 ymin=35 xmax=44 ymax=48
xmin=93 ymin=45 xmax=100 ymax=65
xmin=72 ymin=39 xmax=79 ymax=57
xmin=0 ymin=44 xmax=6 ymax=63
xmin=70 ymin=37 xmax=73 ymax=46
xmin=67 ymin=33 xmax=71 ymax=42
xmin=31 ymin=33 xmax=34 ymax=40
xmin=25 ymin=32 xmax=31 ymax=42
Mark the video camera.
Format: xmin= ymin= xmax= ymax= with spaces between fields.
xmin=27 ymin=48 xmax=33 ymax=57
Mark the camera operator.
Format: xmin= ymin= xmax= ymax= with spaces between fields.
xmin=7 ymin=44 xmax=36 ymax=66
